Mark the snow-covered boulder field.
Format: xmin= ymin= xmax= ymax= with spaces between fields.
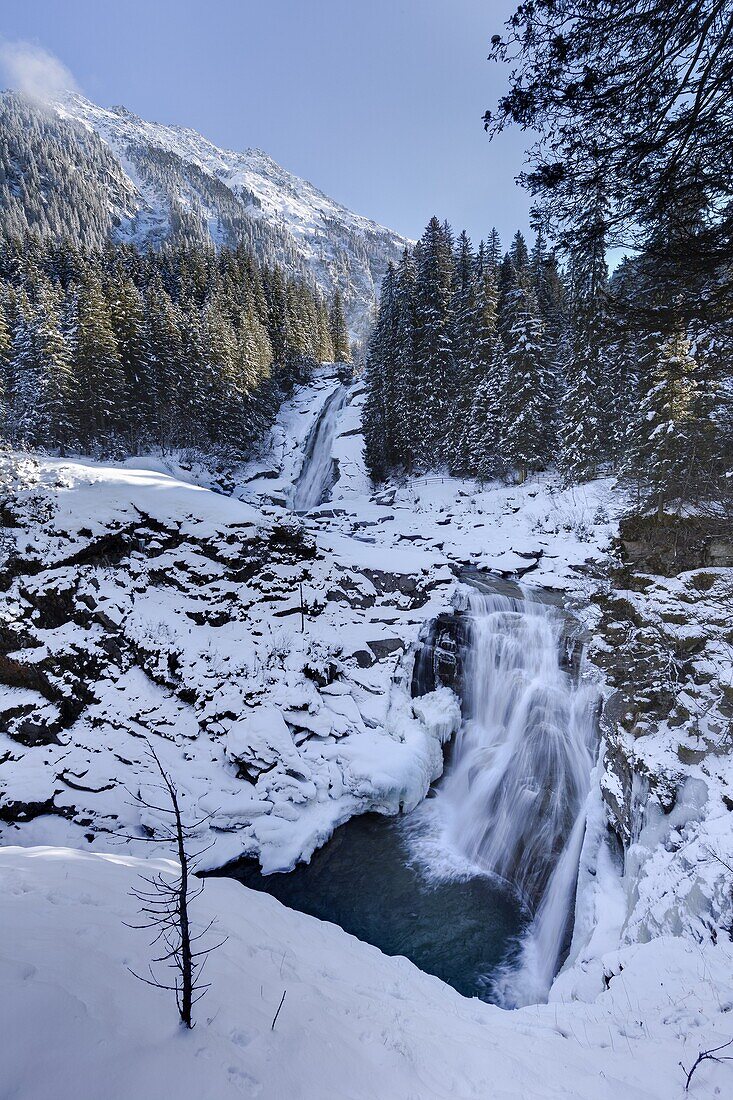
xmin=2 ymin=844 xmax=732 ymax=1100
xmin=0 ymin=449 xmax=461 ymax=871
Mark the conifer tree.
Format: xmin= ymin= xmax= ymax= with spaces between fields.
xmin=70 ymin=276 xmax=127 ymax=447
xmin=329 ymin=290 xmax=351 ymax=363
xmin=501 ymin=277 xmax=554 ymax=482
xmin=10 ymin=283 xmax=73 ymax=449
xmin=363 ymin=264 xmax=398 ymax=481
xmin=142 ymin=278 xmax=184 ymax=448
xmin=558 ymin=231 xmax=608 ymax=482
xmin=0 ymin=286 xmax=11 ymax=423
xmin=412 ymin=217 xmax=456 ymax=468
xmin=486 ymin=227 xmax=502 ymax=273
xmin=315 ymin=294 xmax=335 ymax=362
xmin=630 ymin=330 xmax=704 ymax=515
xmin=467 ymin=336 xmax=506 ymax=481
xmin=111 ymin=278 xmax=147 ymax=449
xmin=450 ymin=230 xmax=479 ymax=470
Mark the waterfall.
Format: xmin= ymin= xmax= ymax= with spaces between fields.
xmin=292 ymin=384 xmax=349 ymax=511
xmin=413 ymin=588 xmax=598 ymax=1006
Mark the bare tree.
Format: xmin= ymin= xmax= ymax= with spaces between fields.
xmin=681 ymin=1036 xmax=733 ymax=1091
xmin=125 ymin=741 xmax=224 ymax=1029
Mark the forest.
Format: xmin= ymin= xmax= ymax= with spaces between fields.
xmin=0 ymin=234 xmax=350 ymax=458
xmin=363 ymin=212 xmax=732 ymax=517
xmin=365 ymin=0 xmax=733 ymax=523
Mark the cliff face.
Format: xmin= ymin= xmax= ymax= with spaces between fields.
xmin=583 ymin=518 xmax=733 ymax=948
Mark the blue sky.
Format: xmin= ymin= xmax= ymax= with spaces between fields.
xmin=0 ymin=0 xmax=531 ymax=248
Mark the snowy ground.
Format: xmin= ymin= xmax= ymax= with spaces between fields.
xmin=1 ymin=368 xmax=732 ymax=1098
xmin=2 ymin=845 xmax=732 ymax=1100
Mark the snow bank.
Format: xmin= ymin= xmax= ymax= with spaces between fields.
xmin=2 ymin=845 xmax=732 ymax=1100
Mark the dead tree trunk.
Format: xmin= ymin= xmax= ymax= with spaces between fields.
xmin=125 ymin=741 xmax=224 ymax=1030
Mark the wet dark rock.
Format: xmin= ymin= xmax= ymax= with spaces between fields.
xmin=3 ymin=703 xmax=62 ymax=746
xmin=0 ymin=796 xmax=70 ymax=824
xmin=367 ymin=638 xmax=404 ymax=660
xmin=350 ymin=647 xmax=375 ymax=668
xmin=412 ymin=612 xmax=468 ymax=697
xmin=325 ymin=586 xmax=375 ymax=609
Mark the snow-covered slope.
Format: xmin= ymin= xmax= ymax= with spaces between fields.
xmin=2 ymin=845 xmax=731 ymax=1100
xmin=44 ymin=92 xmax=409 ymax=339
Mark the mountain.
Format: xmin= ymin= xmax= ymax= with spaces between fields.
xmin=0 ymin=90 xmax=410 ymax=339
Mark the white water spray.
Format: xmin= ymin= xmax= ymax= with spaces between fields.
xmin=292 ymin=384 xmax=349 ymax=511
xmin=420 ymin=588 xmax=598 ymax=1006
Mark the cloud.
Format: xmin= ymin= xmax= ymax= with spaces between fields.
xmin=0 ymin=40 xmax=79 ymax=102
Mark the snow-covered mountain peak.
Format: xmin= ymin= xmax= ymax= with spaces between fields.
xmin=15 ymin=88 xmax=409 ymax=340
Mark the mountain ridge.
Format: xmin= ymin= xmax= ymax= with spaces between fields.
xmin=1 ymin=89 xmax=411 ymax=339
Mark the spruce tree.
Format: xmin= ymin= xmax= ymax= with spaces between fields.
xmin=363 ymin=263 xmax=399 ymax=480
xmin=329 ymin=290 xmax=351 ymax=363
xmin=630 ymin=330 xmax=704 ymax=515
xmin=450 ymin=230 xmax=478 ymax=471
xmin=412 ymin=217 xmax=456 ymax=468
xmin=111 ymin=278 xmax=147 ymax=449
xmin=558 ymin=234 xmax=609 ymax=483
xmin=0 ymin=286 xmax=11 ymax=424
xmin=71 ymin=276 xmax=126 ymax=448
xmin=9 ymin=283 xmax=73 ymax=449
xmin=391 ymin=247 xmax=419 ymax=469
xmin=467 ymin=336 xmax=506 ymax=481
xmin=315 ymin=294 xmax=334 ymax=362
xmin=142 ymin=278 xmax=184 ymax=448
xmin=501 ymin=277 xmax=554 ymax=482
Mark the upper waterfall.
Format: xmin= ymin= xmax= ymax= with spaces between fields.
xmin=292 ymin=383 xmax=349 ymax=512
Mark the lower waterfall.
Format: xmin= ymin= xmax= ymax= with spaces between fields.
xmin=219 ymin=583 xmax=599 ymax=1007
xmin=411 ymin=588 xmax=598 ymax=1007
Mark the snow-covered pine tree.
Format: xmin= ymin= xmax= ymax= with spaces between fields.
xmin=71 ymin=276 xmax=127 ymax=449
xmin=177 ymin=308 xmax=208 ymax=449
xmin=0 ymin=285 xmax=11 ymax=425
xmin=265 ymin=266 xmax=290 ymax=369
xmin=363 ymin=263 xmax=398 ymax=481
xmin=467 ymin=334 xmax=506 ymax=482
xmin=202 ymin=299 xmax=239 ymax=450
xmin=500 ymin=274 xmax=555 ymax=483
xmin=391 ymin=247 xmax=419 ymax=470
xmin=142 ymin=278 xmax=184 ymax=449
xmin=453 ymin=236 xmax=503 ymax=475
xmin=630 ymin=329 xmax=706 ymax=516
xmin=691 ymin=318 xmax=733 ymax=512
xmin=10 ymin=282 xmax=73 ymax=450
xmin=486 ymin=227 xmax=502 ymax=273
xmin=111 ymin=278 xmax=147 ymax=451
xmin=315 ymin=294 xmax=335 ymax=363
xmin=450 ymin=230 xmax=479 ymax=471
xmin=329 ymin=290 xmax=351 ymax=363
xmin=283 ymin=279 xmax=316 ymax=387
xmin=558 ymin=217 xmax=609 ymax=482
xmin=412 ymin=217 xmax=456 ymax=469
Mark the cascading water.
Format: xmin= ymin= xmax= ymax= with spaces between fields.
xmin=410 ymin=588 xmax=598 ymax=1007
xmin=292 ymin=384 xmax=349 ymax=511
